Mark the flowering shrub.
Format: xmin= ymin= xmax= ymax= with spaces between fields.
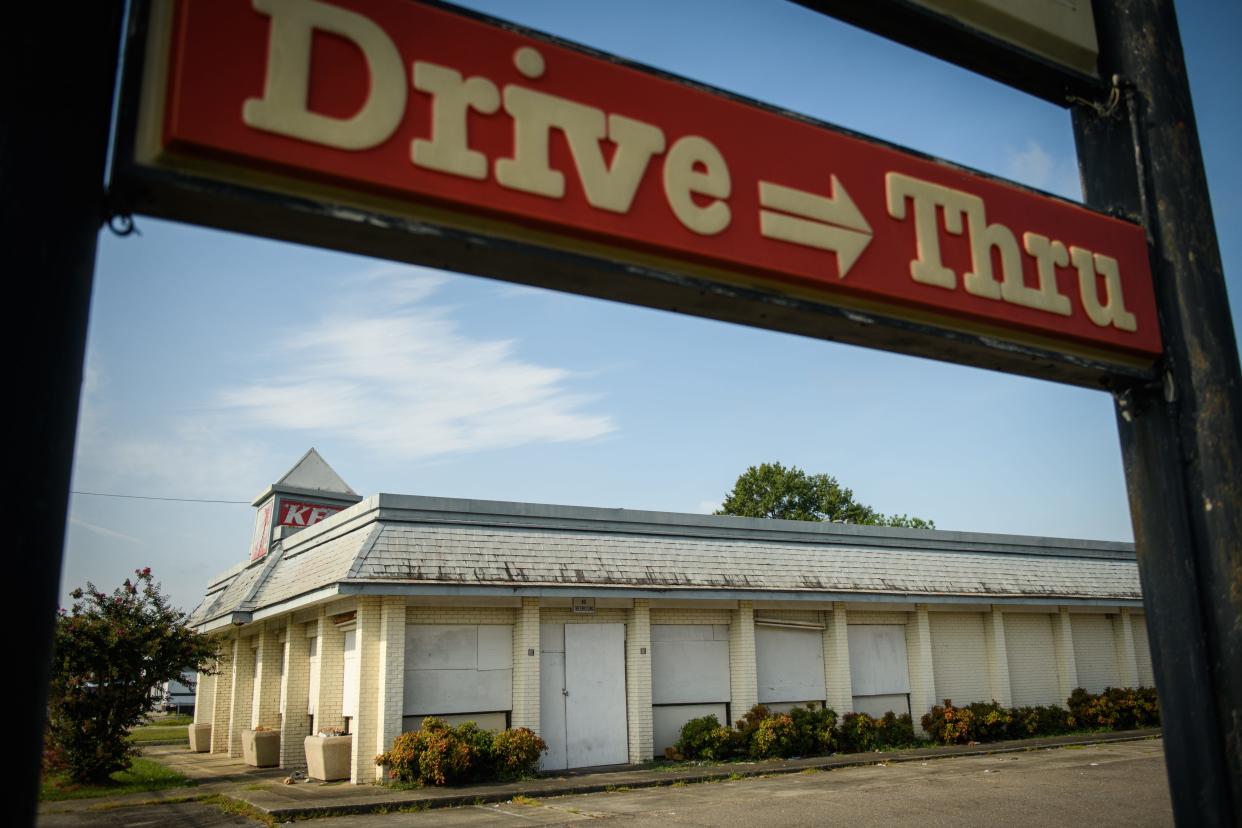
xmin=923 ymin=688 xmax=1158 ymax=745
xmin=751 ymin=713 xmax=800 ymax=758
xmin=1068 ymin=687 xmax=1160 ymax=730
xmin=377 ymin=718 xmax=547 ymax=786
xmin=491 ymin=727 xmax=547 ymax=780
xmin=921 ymin=700 xmax=975 ymax=745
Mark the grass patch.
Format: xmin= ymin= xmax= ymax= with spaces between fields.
xmin=130 ymin=725 xmax=191 ymax=743
xmin=668 ymin=780 xmax=688 ymax=787
xmin=40 ymin=758 xmax=194 ymax=802
xmin=198 ymin=794 xmax=279 ymax=827
xmin=603 ymin=785 xmax=631 ymax=793
xmin=510 ymin=794 xmax=539 ymax=806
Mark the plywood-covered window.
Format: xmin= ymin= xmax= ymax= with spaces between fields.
xmin=650 ymin=624 xmax=730 ymax=755
xmin=1072 ymin=614 xmax=1120 ymax=693
xmin=403 ymin=625 xmax=513 ymax=728
xmin=929 ymin=613 xmax=989 ymax=706
xmin=847 ymin=624 xmax=911 ymax=717
xmin=1004 ymin=613 xmax=1061 ymax=707
xmin=755 ymin=622 xmax=825 ymax=709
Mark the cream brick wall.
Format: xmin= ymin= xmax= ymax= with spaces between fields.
xmin=1004 ymin=613 xmax=1062 ymax=706
xmin=313 ymin=608 xmax=346 ymax=734
xmin=983 ymin=608 xmax=1012 ymax=707
xmin=1132 ymin=613 xmax=1155 ymax=686
xmin=753 ymin=609 xmax=821 ymax=623
xmin=349 ymin=597 xmax=382 ymax=784
xmin=210 ymin=644 xmax=234 ymax=754
xmin=728 ymin=602 xmax=757 ymax=716
xmin=406 ymin=606 xmax=516 ymax=624
xmin=512 ymin=598 xmax=541 ymax=731
xmin=850 ymin=611 xmax=909 ymax=625
xmin=905 ymin=606 xmax=936 ymax=728
xmin=540 ymin=607 xmax=629 ymax=624
xmin=626 ymin=600 xmax=653 ymax=763
xmin=1113 ymin=609 xmax=1139 ymax=687
xmin=823 ymin=603 xmax=852 ymax=715
xmin=280 ymin=618 xmax=311 ymax=770
xmin=228 ymin=635 xmax=256 ymax=758
xmin=194 ymin=670 xmax=215 ymax=726
xmin=253 ymin=626 xmax=283 ymax=729
xmin=929 ymin=612 xmax=990 ymax=706
xmin=372 ymin=597 xmax=406 ymax=781
xmin=1072 ymin=613 xmax=1120 ymax=693
xmin=1052 ymin=607 xmax=1079 ymax=701
xmin=650 ymin=608 xmax=732 ymax=625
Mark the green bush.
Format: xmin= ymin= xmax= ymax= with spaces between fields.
xmin=676 ymin=715 xmax=735 ymax=760
xmin=1067 ymin=687 xmax=1160 ymax=730
xmin=1007 ymin=705 xmax=1072 ymax=739
xmin=921 ymin=700 xmax=974 ymax=745
xmin=788 ymin=704 xmax=838 ymax=755
xmin=965 ymin=701 xmax=1013 ymax=742
xmin=876 ymin=712 xmax=916 ymax=748
xmin=751 ymin=713 xmax=800 ymax=758
xmin=377 ymin=718 xmax=546 ymax=786
xmin=491 ymin=727 xmax=547 ymax=780
xmin=837 ymin=712 xmax=880 ymax=752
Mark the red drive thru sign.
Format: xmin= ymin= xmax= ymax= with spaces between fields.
xmin=134 ymin=0 xmax=1159 ymax=368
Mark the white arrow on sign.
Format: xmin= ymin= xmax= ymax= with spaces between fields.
xmin=758 ymin=176 xmax=873 ymax=278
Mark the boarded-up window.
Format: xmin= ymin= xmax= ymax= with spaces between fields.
xmin=848 ymin=624 xmax=910 ymax=716
xmin=929 ymin=613 xmax=990 ymax=705
xmin=651 ymin=625 xmax=730 ymax=704
xmin=1004 ymin=613 xmax=1061 ymax=707
xmin=342 ymin=630 xmax=359 ymax=719
xmin=1072 ymin=614 xmax=1119 ymax=693
xmin=755 ymin=624 xmax=825 ymax=705
xmin=404 ymin=625 xmax=513 ymax=716
xmin=1132 ymin=614 xmax=1154 ymax=687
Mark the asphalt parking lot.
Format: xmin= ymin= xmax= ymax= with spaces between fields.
xmin=40 ymin=738 xmax=1170 ymax=827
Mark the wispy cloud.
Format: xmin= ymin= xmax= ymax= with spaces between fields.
xmin=69 ymin=516 xmax=144 ymax=545
xmin=218 ymin=266 xmax=615 ymax=460
xmin=1004 ymin=140 xmax=1081 ymax=201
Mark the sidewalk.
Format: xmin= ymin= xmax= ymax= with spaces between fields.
xmin=41 ymin=729 xmax=1161 ymax=821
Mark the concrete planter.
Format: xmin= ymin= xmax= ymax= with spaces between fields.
xmin=188 ymin=723 xmax=212 ymax=753
xmin=242 ymin=729 xmax=281 ymax=767
xmin=304 ymin=734 xmax=352 ymax=781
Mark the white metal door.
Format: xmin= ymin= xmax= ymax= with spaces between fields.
xmin=564 ymin=623 xmax=628 ymax=768
xmin=539 ymin=649 xmax=568 ymax=770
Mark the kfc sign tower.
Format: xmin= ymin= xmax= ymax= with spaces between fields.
xmin=247 ymin=447 xmax=362 ymax=561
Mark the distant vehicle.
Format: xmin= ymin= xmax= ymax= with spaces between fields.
xmin=154 ymin=670 xmax=196 ymax=714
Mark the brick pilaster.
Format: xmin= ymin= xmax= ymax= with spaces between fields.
xmin=626 ymin=600 xmax=653 ymax=763
xmin=350 ymin=597 xmax=382 ymax=784
xmin=1052 ymin=606 xmax=1079 ymax=703
xmin=983 ymin=606 xmax=1012 ymax=707
xmin=373 ymin=597 xmax=407 ymax=781
xmin=313 ymin=608 xmax=346 ymax=734
xmin=193 ymin=670 xmax=215 ymax=726
xmin=1114 ymin=608 xmax=1139 ymax=687
xmin=280 ymin=618 xmax=311 ymax=770
xmin=253 ymin=625 xmax=283 ymax=729
xmin=729 ymin=601 xmax=757 ymax=719
xmin=511 ymin=598 xmax=541 ymax=731
xmin=210 ymin=642 xmax=234 ymax=753
xmin=823 ymin=602 xmax=853 ymax=715
xmin=228 ymin=635 xmax=256 ymax=758
xmin=906 ymin=604 xmax=936 ymax=731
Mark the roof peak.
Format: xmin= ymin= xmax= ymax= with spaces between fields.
xmin=275 ymin=448 xmax=357 ymax=496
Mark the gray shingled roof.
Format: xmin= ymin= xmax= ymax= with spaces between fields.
xmin=189 ymin=494 xmax=1142 ymax=628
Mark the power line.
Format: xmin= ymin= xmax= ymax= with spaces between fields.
xmin=71 ymin=490 xmax=249 ymax=505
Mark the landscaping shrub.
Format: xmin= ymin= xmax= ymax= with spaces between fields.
xmin=750 ymin=713 xmax=800 ymax=758
xmin=1007 ymin=705 xmax=1072 ymax=739
xmin=876 ymin=711 xmax=916 ymax=748
xmin=733 ymin=704 xmax=772 ymax=756
xmin=836 ymin=712 xmax=880 ymax=752
xmin=675 ymin=715 xmax=735 ymax=760
xmin=965 ymin=701 xmax=1013 ymax=742
xmin=921 ymin=700 xmax=975 ymax=745
xmin=1067 ymin=686 xmax=1160 ymax=730
xmin=491 ymin=727 xmax=547 ymax=780
xmin=788 ymin=704 xmax=838 ymax=755
xmin=378 ymin=719 xmax=548 ymax=785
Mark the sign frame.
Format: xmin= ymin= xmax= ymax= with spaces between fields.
xmin=109 ymin=0 xmax=1157 ymax=390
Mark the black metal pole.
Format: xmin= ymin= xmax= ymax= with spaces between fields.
xmin=2 ymin=2 xmax=124 ymax=824
xmin=1073 ymin=2 xmax=1242 ymax=825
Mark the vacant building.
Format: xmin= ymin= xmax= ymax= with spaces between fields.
xmin=189 ymin=451 xmax=1152 ymax=783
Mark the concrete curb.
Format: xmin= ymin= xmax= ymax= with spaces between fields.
xmin=237 ymin=729 xmax=1162 ymax=820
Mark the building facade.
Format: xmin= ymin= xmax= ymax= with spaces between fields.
xmin=189 ymin=453 xmax=1153 ymax=783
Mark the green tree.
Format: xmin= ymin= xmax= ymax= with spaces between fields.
xmin=47 ymin=568 xmax=220 ymax=783
xmin=715 ymin=462 xmax=934 ymax=529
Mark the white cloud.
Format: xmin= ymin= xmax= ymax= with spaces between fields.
xmin=217 ymin=266 xmax=615 ymax=460
xmin=1004 ymin=140 xmax=1081 ymax=201
xmin=69 ymin=516 xmax=144 ymax=545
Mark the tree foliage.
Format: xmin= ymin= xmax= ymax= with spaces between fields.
xmin=47 ymin=568 xmax=220 ymax=783
xmin=715 ymin=462 xmax=934 ymax=528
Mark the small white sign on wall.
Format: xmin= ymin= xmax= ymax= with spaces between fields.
xmin=572 ymin=597 xmax=596 ymax=615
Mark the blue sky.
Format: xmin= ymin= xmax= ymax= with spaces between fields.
xmin=66 ymin=0 xmax=1242 ymax=613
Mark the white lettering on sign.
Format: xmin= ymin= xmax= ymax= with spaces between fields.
xmin=238 ymin=0 xmax=1142 ymax=334
xmin=885 ymin=172 xmax=1135 ymax=329
xmin=278 ymin=500 xmax=343 ymax=528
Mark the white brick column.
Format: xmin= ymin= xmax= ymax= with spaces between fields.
xmin=906 ymin=604 xmax=936 ymax=731
xmin=626 ymin=600 xmax=653 ymax=763
xmin=1114 ymin=609 xmax=1139 ymax=687
xmin=373 ymin=597 xmax=406 ymax=781
xmin=228 ymin=635 xmax=257 ymax=758
xmin=511 ymin=598 xmax=541 ymax=731
xmin=253 ymin=626 xmax=283 ymax=729
xmin=1052 ymin=607 xmax=1079 ymax=703
xmin=983 ymin=606 xmax=1013 ymax=707
xmin=350 ymin=597 xmax=383 ymax=784
xmin=313 ymin=608 xmax=346 ymax=734
xmin=729 ymin=601 xmax=758 ymax=719
xmin=281 ymin=618 xmax=311 ymax=770
xmin=210 ymin=642 xmax=234 ymax=753
xmin=193 ymin=670 xmax=215 ymax=726
xmin=823 ymin=603 xmax=853 ymax=715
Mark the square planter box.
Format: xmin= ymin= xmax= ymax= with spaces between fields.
xmin=242 ymin=729 xmax=280 ymax=768
xmin=304 ymin=735 xmax=352 ymax=781
xmin=188 ymin=723 xmax=212 ymax=753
